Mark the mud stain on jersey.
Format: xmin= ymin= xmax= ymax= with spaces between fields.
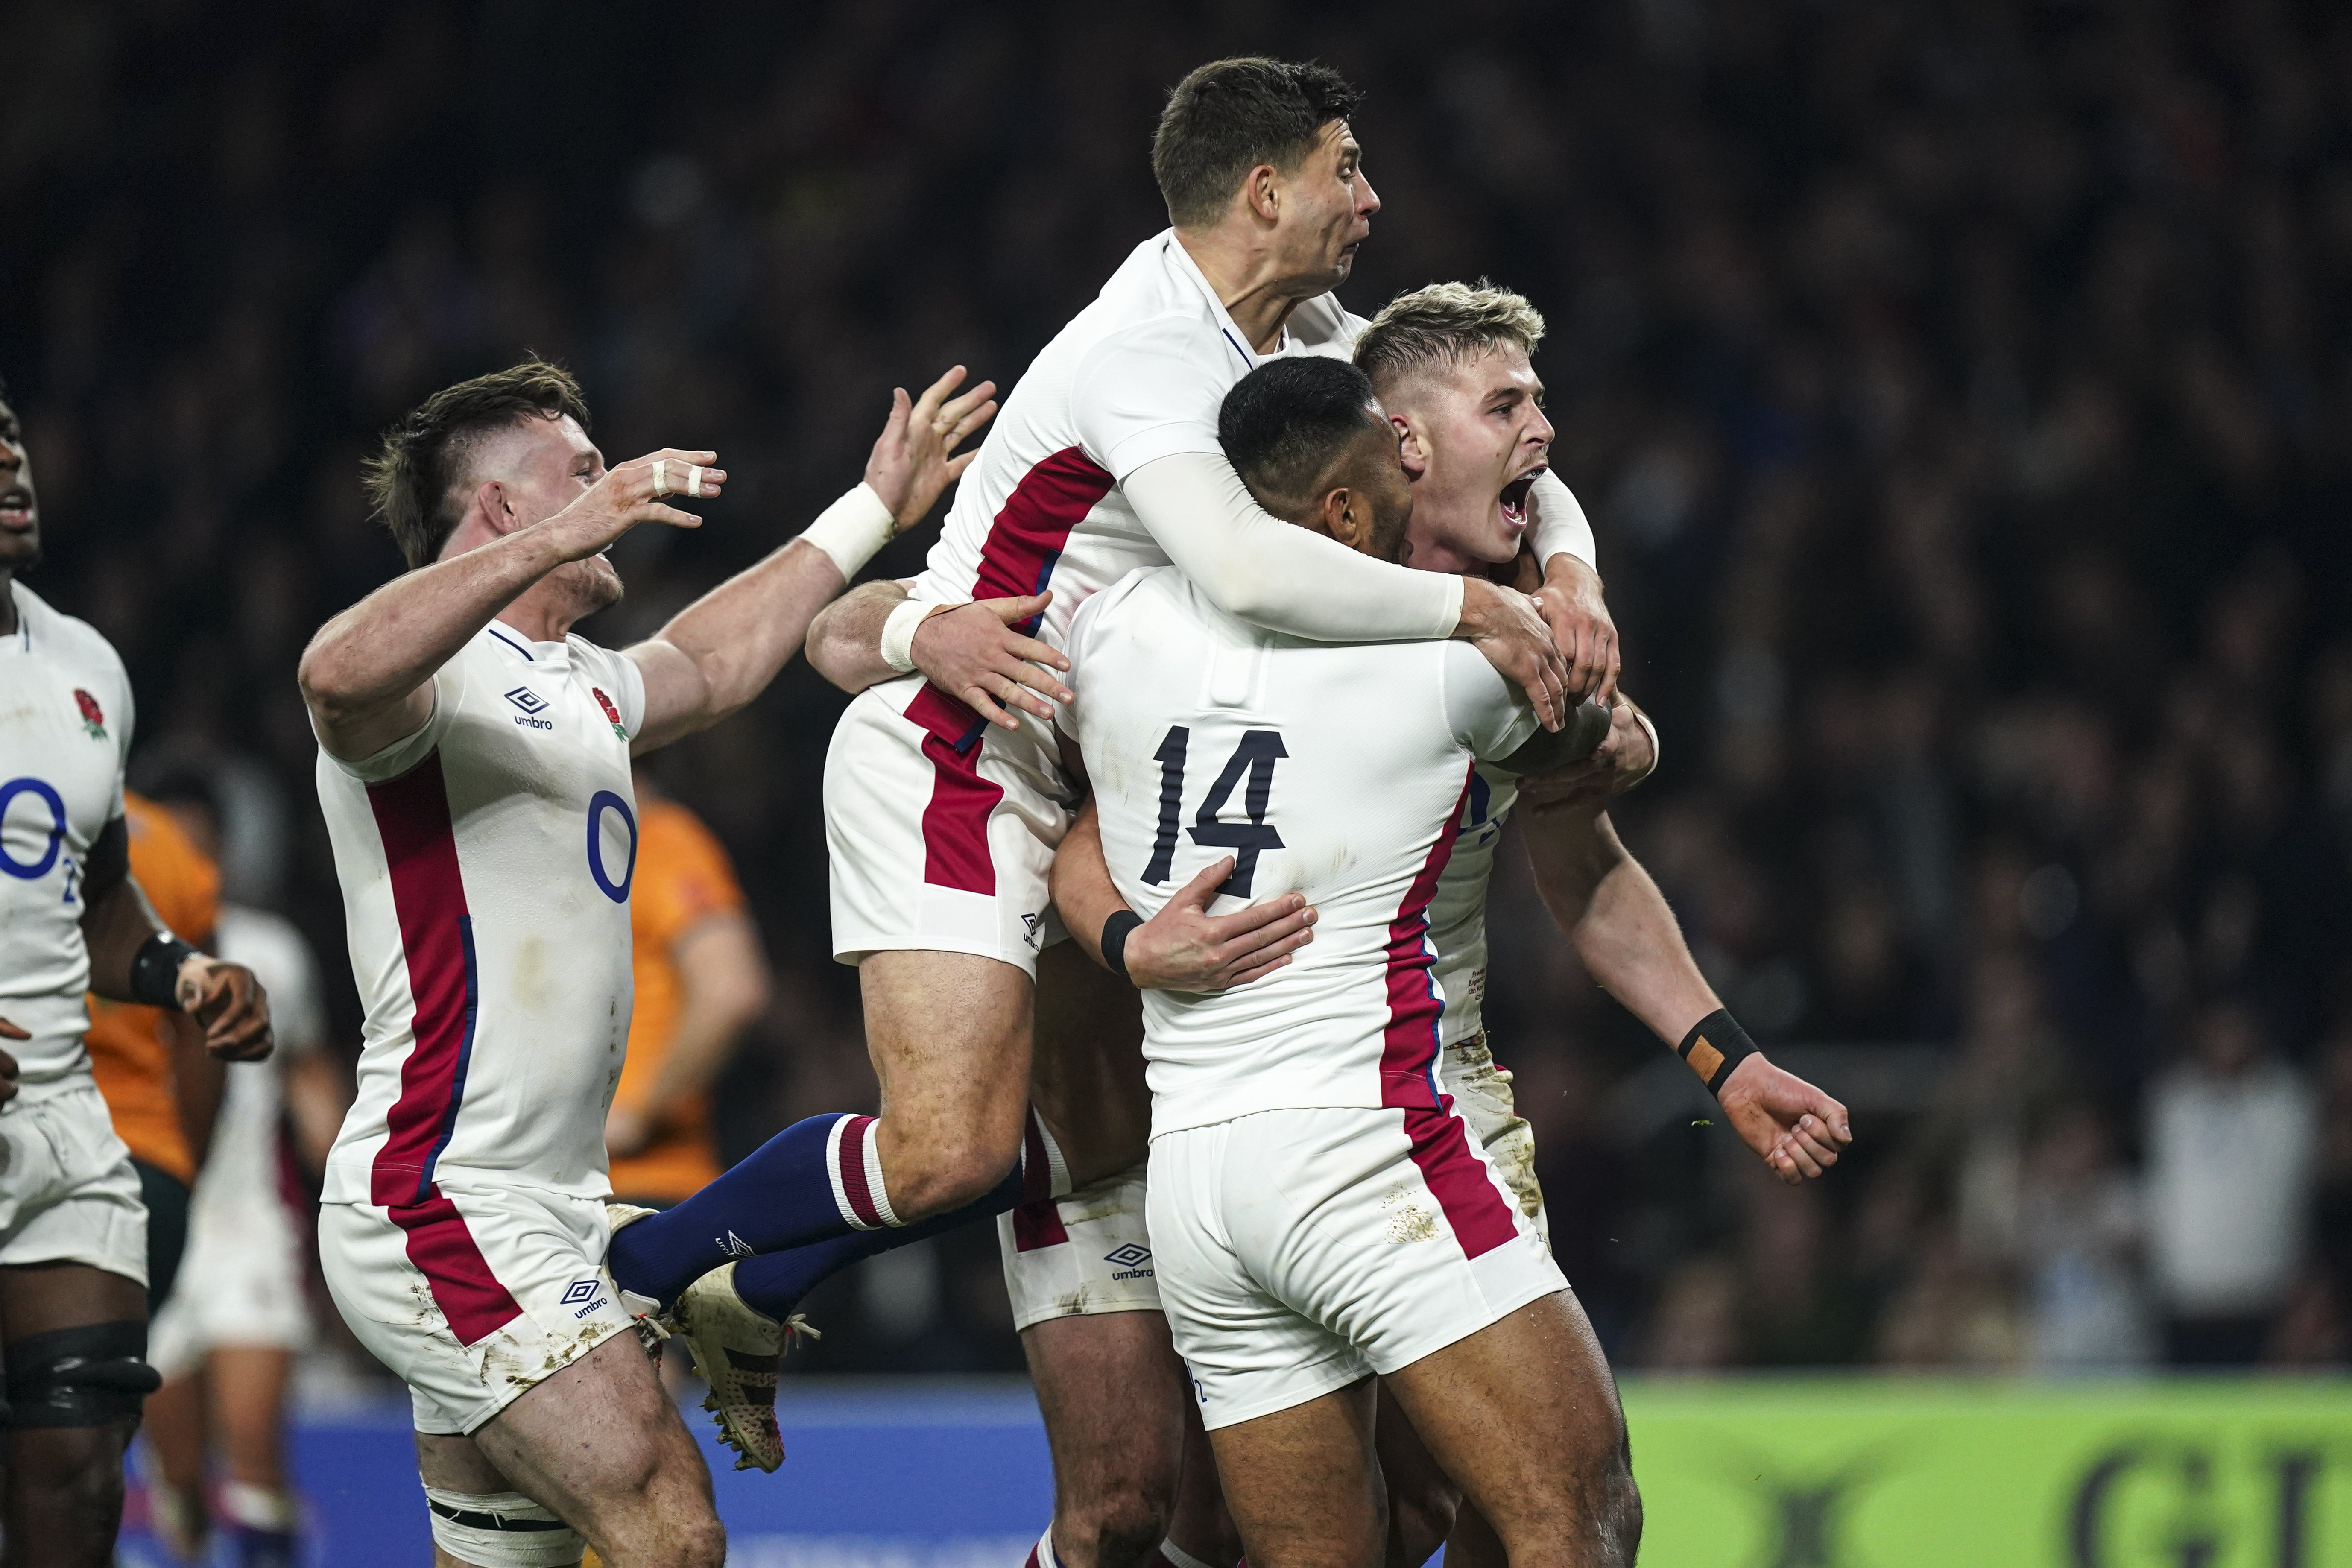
xmin=1382 ymin=1187 xmax=1438 ymax=1243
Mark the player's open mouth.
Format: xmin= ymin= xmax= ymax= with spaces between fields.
xmin=1497 ymin=471 xmax=1539 ymax=529
xmin=0 ymin=487 xmax=32 ymax=528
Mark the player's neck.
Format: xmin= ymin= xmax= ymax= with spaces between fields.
xmin=0 ymin=570 xmax=15 ymax=638
xmin=1176 ymin=228 xmax=1310 ymax=355
xmin=494 ymin=579 xmax=578 ymax=647
xmin=1403 ymin=522 xmax=1494 ymax=579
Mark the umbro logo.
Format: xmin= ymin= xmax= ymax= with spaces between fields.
xmin=1103 ymin=1243 xmax=1151 ymax=1269
xmin=505 ymin=687 xmax=555 ymax=731
xmin=1020 ymin=912 xmax=1044 ymax=949
xmin=718 ymin=1231 xmax=755 ymax=1258
xmin=559 ymin=1277 xmax=610 ymax=1318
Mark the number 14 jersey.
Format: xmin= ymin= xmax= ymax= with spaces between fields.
xmin=315 ymin=624 xmax=647 ymax=1207
xmin=1064 ymin=567 xmax=1537 ymax=1138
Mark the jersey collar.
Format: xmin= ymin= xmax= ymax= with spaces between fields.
xmin=1160 ymin=229 xmax=1290 ymax=373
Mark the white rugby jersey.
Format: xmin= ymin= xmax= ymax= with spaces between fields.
xmin=317 ymin=623 xmax=645 ymax=1206
xmin=1427 ymin=763 xmax=1518 ymax=1047
xmin=907 ymin=229 xmax=1360 ymax=650
xmin=1066 ymin=568 xmax=1537 ymax=1136
xmin=0 ymin=582 xmax=135 ymax=1099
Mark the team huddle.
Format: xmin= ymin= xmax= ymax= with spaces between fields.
xmin=0 ymin=54 xmax=1852 ymax=1568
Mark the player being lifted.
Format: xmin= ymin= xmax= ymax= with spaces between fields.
xmin=0 ymin=377 xmax=273 ymax=1567
xmin=296 ymin=358 xmax=992 ymax=1568
xmin=601 ymin=51 xmax=1616 ymax=1476
xmin=1050 ymin=293 xmax=1855 ymax=1568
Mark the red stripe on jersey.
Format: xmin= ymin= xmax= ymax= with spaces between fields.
xmin=365 ymin=752 xmax=479 ymax=1209
xmin=837 ymin=1114 xmax=886 ymax=1228
xmin=1012 ymin=1112 xmax=1068 ymax=1251
xmin=1377 ymin=768 xmax=1471 ymax=1110
xmin=970 ymin=446 xmax=1115 ymax=633
xmin=387 ymin=1192 xmax=524 ymax=1346
xmin=1379 ymin=767 xmax=1519 ymax=1260
xmin=905 ymin=686 xmax=1003 ymax=894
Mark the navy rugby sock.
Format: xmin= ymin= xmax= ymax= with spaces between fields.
xmin=731 ymin=1161 xmax=1026 ymax=1321
xmin=608 ymin=1113 xmax=867 ymax=1307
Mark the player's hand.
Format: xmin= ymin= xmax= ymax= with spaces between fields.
xmin=1456 ymin=577 xmax=1569 ymax=731
xmin=1514 ymin=700 xmax=1657 ymax=811
xmin=177 ymin=957 xmax=274 ymax=1062
xmin=865 ymin=366 xmax=999 ymax=530
xmin=1125 ymin=859 xmax=1317 ymax=990
xmin=541 ymin=449 xmax=727 ymax=561
xmin=1716 ymin=1054 xmax=1852 ymax=1185
xmin=913 ymin=593 xmax=1074 ymax=730
xmin=1529 ymin=553 xmax=1620 ymax=707
xmin=606 ymin=1103 xmax=651 ymax=1158
xmin=0 ymin=1017 xmax=23 ymax=1109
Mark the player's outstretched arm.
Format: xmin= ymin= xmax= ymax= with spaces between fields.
xmin=805 ymin=577 xmax=1072 ymax=728
xmin=1520 ymin=793 xmax=1849 ymax=1184
xmin=77 ymin=819 xmax=273 ymax=1063
xmin=300 ymin=448 xmax=719 ymax=760
xmin=1050 ymin=797 xmax=1316 ymax=990
xmin=1121 ymin=452 xmax=1574 ymax=730
xmin=628 ymin=367 xmax=996 ymax=752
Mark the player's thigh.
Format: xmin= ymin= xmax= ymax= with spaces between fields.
xmin=1024 ymin=1309 xmax=1190 ymax=1507
xmin=1378 ymin=1290 xmax=1631 ymax=1547
xmin=0 ymin=1262 xmax=148 ymax=1559
xmin=1029 ymin=940 xmax=1148 ymax=1184
xmin=467 ymin=1330 xmax=717 ymax=1541
xmin=861 ymin=948 xmax=1034 ymax=1150
xmin=1204 ymin=1378 xmax=1384 ymax=1568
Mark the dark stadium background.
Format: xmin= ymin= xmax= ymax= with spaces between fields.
xmin=5 ymin=0 xmax=2349 ymax=1381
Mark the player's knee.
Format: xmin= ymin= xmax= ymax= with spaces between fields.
xmin=1387 ymin=1472 xmax=1462 ymax=1564
xmin=673 ymin=1508 xmax=728 ymax=1568
xmin=1059 ymin=1483 xmax=1175 ymax=1568
xmin=883 ymin=1132 xmax=1016 ymax=1221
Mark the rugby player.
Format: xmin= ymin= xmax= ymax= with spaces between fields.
xmin=0 ymin=380 xmax=272 ymax=1567
xmin=1059 ymin=351 xmax=1851 ymax=1567
xmin=602 ymin=52 xmax=1613 ymax=1481
xmin=295 ymin=357 xmax=992 ymax=1568
xmin=1056 ymin=352 xmax=1619 ymax=1565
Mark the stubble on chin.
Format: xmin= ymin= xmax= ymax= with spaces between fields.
xmin=558 ymin=556 xmax=625 ymax=617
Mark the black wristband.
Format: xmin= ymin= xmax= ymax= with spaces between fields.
xmin=1676 ymin=1009 xmax=1757 ymax=1097
xmin=1100 ymin=911 xmax=1144 ymax=983
xmin=129 ymin=933 xmax=199 ymax=1010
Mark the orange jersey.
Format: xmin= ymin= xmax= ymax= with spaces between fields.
xmin=85 ymin=793 xmax=219 ymax=1183
xmin=607 ymin=799 xmax=749 ymax=1202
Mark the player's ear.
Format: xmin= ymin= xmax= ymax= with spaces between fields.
xmin=1392 ymin=413 xmax=1430 ymax=480
xmin=1243 ymin=162 xmax=1281 ymax=224
xmin=1322 ymin=486 xmax=1370 ymax=552
xmin=473 ymin=479 xmax=521 ymax=536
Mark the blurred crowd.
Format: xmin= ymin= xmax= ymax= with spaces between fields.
xmin=4 ymin=0 xmax=2348 ymax=1378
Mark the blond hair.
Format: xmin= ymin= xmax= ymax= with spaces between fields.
xmin=1352 ymin=280 xmax=1546 ymax=393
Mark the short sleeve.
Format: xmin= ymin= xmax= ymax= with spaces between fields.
xmin=1069 ymin=315 xmax=1241 ymax=481
xmin=571 ymin=637 xmax=647 ymax=740
xmin=1440 ymin=642 xmax=1540 ymax=763
xmin=328 ymin=657 xmax=467 ymax=783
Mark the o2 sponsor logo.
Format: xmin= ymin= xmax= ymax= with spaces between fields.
xmin=585 ymin=790 xmax=638 ymax=904
xmin=0 ymin=777 xmax=74 ymax=898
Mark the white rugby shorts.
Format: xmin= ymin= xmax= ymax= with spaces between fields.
xmin=0 ymin=1079 xmax=147 ymax=1287
xmin=319 ymin=1183 xmax=634 ymax=1435
xmin=997 ymin=1162 xmax=1160 ymax=1331
xmin=1442 ymin=1033 xmax=1548 ymax=1246
xmin=1147 ymin=1104 xmax=1565 ymax=1431
xmin=151 ymin=1139 xmax=311 ymax=1378
xmin=826 ymin=674 xmax=1073 ymax=978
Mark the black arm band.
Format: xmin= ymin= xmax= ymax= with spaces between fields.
xmin=129 ymin=933 xmax=199 ymax=1010
xmin=1100 ymin=911 xmax=1144 ymax=983
xmin=1676 ymin=1009 xmax=1758 ymax=1097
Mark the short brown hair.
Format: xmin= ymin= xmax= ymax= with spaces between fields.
xmin=363 ymin=359 xmax=591 ymax=569
xmin=1151 ymin=57 xmax=1362 ymax=229
xmin=1352 ymin=281 xmax=1547 ymax=394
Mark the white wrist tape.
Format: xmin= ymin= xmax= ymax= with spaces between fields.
xmin=881 ymin=597 xmax=962 ymax=675
xmin=798 ymin=482 xmax=898 ymax=580
xmin=423 ymin=1487 xmax=582 ymax=1568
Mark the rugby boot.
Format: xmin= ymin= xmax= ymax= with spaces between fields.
xmin=673 ymin=1261 xmax=820 ymax=1473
